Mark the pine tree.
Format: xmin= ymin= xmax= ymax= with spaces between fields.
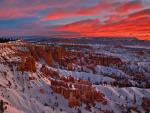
xmin=0 ymin=100 xmax=4 ymax=113
xmin=77 ymin=108 xmax=82 ymax=113
xmin=133 ymin=94 xmax=136 ymax=104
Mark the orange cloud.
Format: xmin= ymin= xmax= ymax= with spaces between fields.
xmin=55 ymin=9 xmax=150 ymax=40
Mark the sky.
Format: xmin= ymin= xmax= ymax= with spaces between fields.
xmin=0 ymin=0 xmax=149 ymax=40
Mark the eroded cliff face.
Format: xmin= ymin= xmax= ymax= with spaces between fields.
xmin=39 ymin=64 xmax=107 ymax=108
xmin=14 ymin=42 xmax=124 ymax=75
xmin=142 ymin=97 xmax=150 ymax=113
xmin=15 ymin=44 xmax=66 ymax=72
xmin=18 ymin=56 xmax=36 ymax=72
xmin=28 ymin=45 xmax=53 ymax=66
xmin=40 ymin=64 xmax=59 ymax=79
xmin=50 ymin=75 xmax=106 ymax=108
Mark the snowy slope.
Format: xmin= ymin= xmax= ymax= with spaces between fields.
xmin=0 ymin=41 xmax=150 ymax=113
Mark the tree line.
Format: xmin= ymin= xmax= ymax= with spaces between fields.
xmin=0 ymin=37 xmax=15 ymax=43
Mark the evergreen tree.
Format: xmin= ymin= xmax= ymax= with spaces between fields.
xmin=0 ymin=37 xmax=15 ymax=43
xmin=133 ymin=94 xmax=136 ymax=104
xmin=0 ymin=100 xmax=4 ymax=113
xmin=77 ymin=108 xmax=82 ymax=113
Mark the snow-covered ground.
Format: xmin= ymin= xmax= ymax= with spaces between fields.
xmin=0 ymin=41 xmax=150 ymax=113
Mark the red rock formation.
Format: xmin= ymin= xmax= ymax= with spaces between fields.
xmin=40 ymin=65 xmax=59 ymax=79
xmin=60 ymin=76 xmax=74 ymax=83
xmin=39 ymin=89 xmax=45 ymax=94
xmin=91 ymin=55 xmax=123 ymax=66
xmin=28 ymin=76 xmax=36 ymax=81
xmin=18 ymin=56 xmax=36 ymax=72
xmin=136 ymin=51 xmax=144 ymax=56
xmin=77 ymin=79 xmax=91 ymax=85
xmin=68 ymin=96 xmax=80 ymax=108
xmin=67 ymin=63 xmax=74 ymax=70
xmin=40 ymin=65 xmax=49 ymax=77
xmin=100 ymin=110 xmax=113 ymax=113
xmin=28 ymin=45 xmax=53 ymax=66
xmin=50 ymin=75 xmax=106 ymax=108
xmin=42 ymin=46 xmax=53 ymax=66
xmin=142 ymin=97 xmax=150 ymax=113
xmin=62 ymin=89 xmax=70 ymax=99
xmin=52 ymin=46 xmax=66 ymax=62
xmin=129 ymin=106 xmax=141 ymax=113
xmin=28 ymin=45 xmax=67 ymax=66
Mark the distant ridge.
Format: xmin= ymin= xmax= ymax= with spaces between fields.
xmin=0 ymin=35 xmax=140 ymax=42
xmin=6 ymin=36 xmax=147 ymax=47
xmin=74 ymin=37 xmax=138 ymax=40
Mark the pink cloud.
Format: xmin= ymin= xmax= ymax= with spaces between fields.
xmin=116 ymin=1 xmax=143 ymax=13
xmin=42 ymin=1 xmax=112 ymax=21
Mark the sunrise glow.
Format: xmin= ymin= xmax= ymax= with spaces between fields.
xmin=0 ymin=0 xmax=149 ymax=40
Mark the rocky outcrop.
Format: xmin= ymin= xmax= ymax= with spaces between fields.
xmin=28 ymin=45 xmax=67 ymax=66
xmin=50 ymin=75 xmax=106 ymax=108
xmin=52 ymin=46 xmax=66 ymax=66
xmin=28 ymin=45 xmax=53 ymax=66
xmin=40 ymin=64 xmax=59 ymax=79
xmin=89 ymin=55 xmax=123 ymax=66
xmin=18 ymin=56 xmax=36 ymax=72
xmin=68 ymin=96 xmax=80 ymax=108
xmin=142 ymin=97 xmax=150 ymax=113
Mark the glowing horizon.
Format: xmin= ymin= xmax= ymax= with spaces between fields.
xmin=0 ymin=0 xmax=149 ymax=40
